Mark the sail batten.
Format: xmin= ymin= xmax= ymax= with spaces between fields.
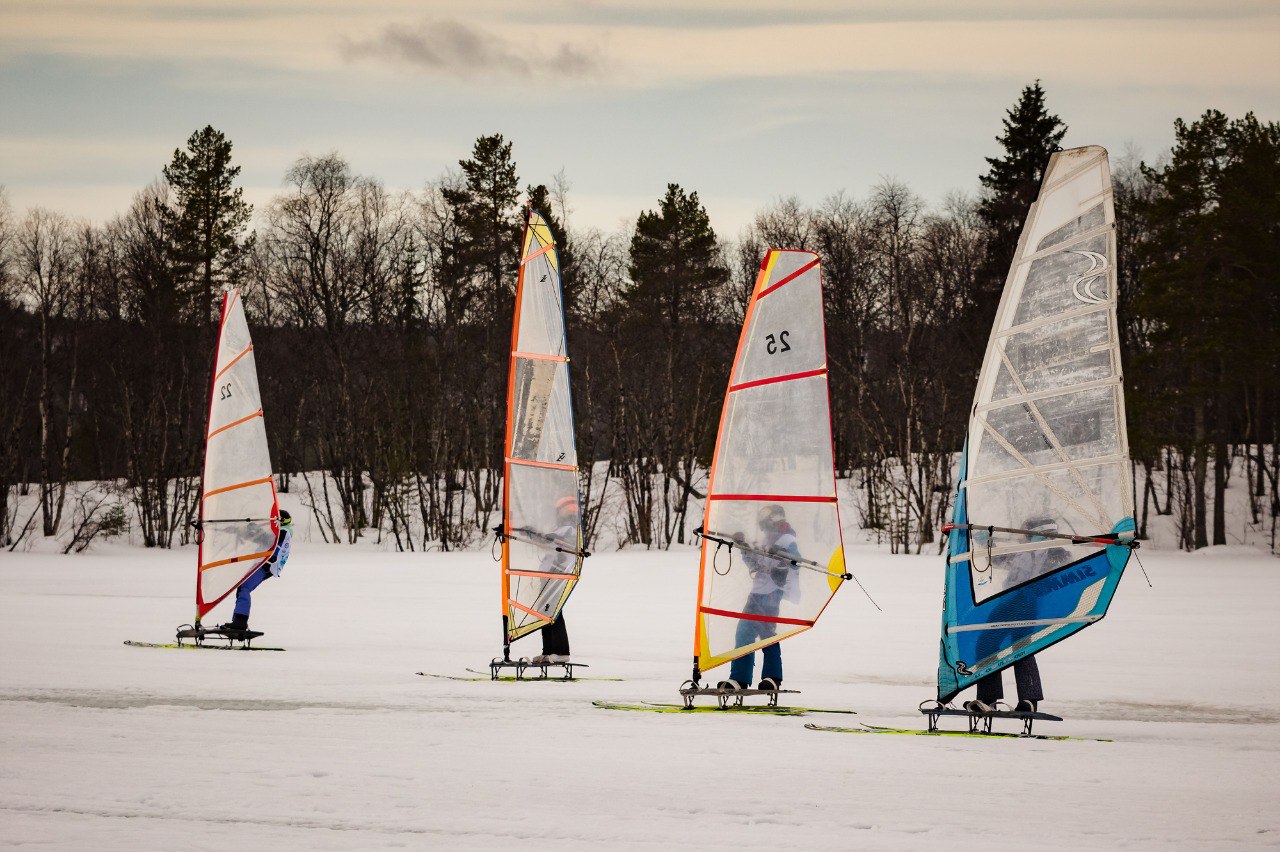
xmin=501 ymin=209 xmax=585 ymax=644
xmin=693 ymin=249 xmax=846 ymax=676
xmin=938 ymin=145 xmax=1135 ymax=703
xmin=196 ymin=289 xmax=279 ymax=622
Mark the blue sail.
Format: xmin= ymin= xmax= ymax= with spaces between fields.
xmin=938 ymin=146 xmax=1136 ymax=703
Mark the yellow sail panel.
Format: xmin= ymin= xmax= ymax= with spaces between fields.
xmin=197 ymin=290 xmax=278 ymax=620
xmin=502 ymin=209 xmax=584 ymax=643
xmin=692 ymin=250 xmax=847 ymax=674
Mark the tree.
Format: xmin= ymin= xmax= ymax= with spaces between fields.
xmin=618 ymin=184 xmax=731 ymax=546
xmin=441 ymin=134 xmax=522 ymax=326
xmin=977 ymin=81 xmax=1067 ymax=301
xmin=163 ymin=125 xmax=253 ymax=326
xmin=625 ymin=184 xmax=728 ymax=331
xmin=1135 ymin=110 xmax=1280 ymax=548
xmin=15 ymin=209 xmax=78 ymax=536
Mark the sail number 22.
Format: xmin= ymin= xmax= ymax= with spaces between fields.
xmin=765 ymin=330 xmax=791 ymax=355
xmin=218 ymin=383 xmax=233 ymax=400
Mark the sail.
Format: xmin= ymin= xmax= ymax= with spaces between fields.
xmin=692 ymin=249 xmax=846 ymax=677
xmin=938 ymin=146 xmax=1135 ymax=702
xmin=501 ymin=209 xmax=584 ymax=644
xmin=196 ymin=290 xmax=279 ymax=622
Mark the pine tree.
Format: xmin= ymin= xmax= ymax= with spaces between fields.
xmin=441 ymin=134 xmax=522 ymax=325
xmin=1135 ymin=110 xmax=1280 ymax=548
xmin=163 ymin=126 xmax=252 ymax=326
xmin=625 ymin=183 xmax=728 ymax=332
xmin=977 ymin=81 xmax=1068 ymax=291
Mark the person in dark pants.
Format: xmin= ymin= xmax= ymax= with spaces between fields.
xmin=966 ymin=517 xmax=1070 ymax=713
xmin=531 ymin=496 xmax=578 ymax=664
xmin=722 ymin=504 xmax=801 ymax=692
xmin=220 ymin=510 xmax=292 ymax=633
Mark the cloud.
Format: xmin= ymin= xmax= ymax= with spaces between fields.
xmin=341 ymin=18 xmax=604 ymax=79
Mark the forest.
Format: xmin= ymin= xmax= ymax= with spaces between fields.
xmin=1 ymin=84 xmax=1277 ymax=556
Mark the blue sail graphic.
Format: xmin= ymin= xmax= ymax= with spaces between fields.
xmin=938 ymin=146 xmax=1136 ymax=703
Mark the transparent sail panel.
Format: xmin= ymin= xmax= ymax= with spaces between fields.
xmin=515 ymin=215 xmax=566 ymax=358
xmin=699 ymin=497 xmax=843 ymax=665
xmin=1010 ymin=230 xmax=1111 ymax=326
xmin=696 ymin=250 xmax=845 ymax=672
xmin=732 ymin=252 xmax=824 ymax=386
xmin=714 ymin=376 xmax=835 ymax=497
xmin=198 ymin=291 xmax=276 ymax=617
xmin=510 ymin=358 xmax=575 ymax=466
xmin=506 ymin=463 xmax=581 ymax=635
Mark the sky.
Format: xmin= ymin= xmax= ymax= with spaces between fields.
xmin=1 ymin=0 xmax=1278 ymax=237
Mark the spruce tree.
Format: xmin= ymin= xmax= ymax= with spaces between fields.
xmin=977 ymin=81 xmax=1067 ymax=290
xmin=1135 ymin=110 xmax=1280 ymax=548
xmin=442 ymin=134 xmax=522 ymax=324
xmin=163 ymin=125 xmax=252 ymax=326
xmin=625 ymin=183 xmax=728 ymax=332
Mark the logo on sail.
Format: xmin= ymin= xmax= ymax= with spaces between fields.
xmin=1066 ymin=250 xmax=1109 ymax=304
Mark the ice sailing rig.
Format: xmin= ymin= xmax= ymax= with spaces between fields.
xmin=927 ymin=145 xmax=1140 ymax=735
xmin=180 ymin=289 xmax=282 ymax=649
xmin=682 ymin=249 xmax=850 ymax=709
xmin=490 ymin=208 xmax=590 ymax=680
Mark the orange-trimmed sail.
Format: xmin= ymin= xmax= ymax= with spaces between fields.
xmin=501 ymin=209 xmax=585 ymax=644
xmin=692 ymin=250 xmax=847 ymax=675
xmin=196 ymin=290 xmax=279 ymax=622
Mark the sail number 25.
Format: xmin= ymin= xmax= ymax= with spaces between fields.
xmin=765 ymin=330 xmax=791 ymax=355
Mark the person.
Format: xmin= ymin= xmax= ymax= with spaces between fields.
xmin=965 ymin=516 xmax=1071 ymax=714
xmin=220 ymin=509 xmax=293 ymax=633
xmin=720 ymin=504 xmax=801 ymax=692
xmin=530 ymin=496 xmax=579 ymax=665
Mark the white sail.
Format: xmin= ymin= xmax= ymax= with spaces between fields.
xmin=693 ymin=250 xmax=846 ymax=674
xmin=502 ymin=210 xmax=584 ymax=642
xmin=957 ymin=145 xmax=1133 ymax=602
xmin=197 ymin=290 xmax=278 ymax=620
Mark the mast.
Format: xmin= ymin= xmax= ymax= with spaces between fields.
xmin=195 ymin=290 xmax=279 ymax=624
xmin=499 ymin=208 xmax=586 ymax=655
xmin=937 ymin=146 xmax=1137 ymax=702
xmin=691 ymin=249 xmax=847 ymax=683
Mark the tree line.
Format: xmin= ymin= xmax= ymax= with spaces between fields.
xmin=1 ymin=84 xmax=1276 ymax=555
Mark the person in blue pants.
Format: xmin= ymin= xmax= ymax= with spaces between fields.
xmin=221 ymin=510 xmax=292 ymax=633
xmin=721 ymin=504 xmax=800 ymax=692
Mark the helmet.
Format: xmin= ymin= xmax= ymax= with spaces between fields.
xmin=278 ymin=509 xmax=293 ymax=526
xmin=555 ymin=496 xmax=579 ymax=515
xmin=757 ymin=504 xmax=785 ymax=530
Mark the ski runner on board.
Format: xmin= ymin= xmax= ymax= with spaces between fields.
xmin=219 ymin=510 xmax=293 ymax=635
xmin=962 ymin=516 xmax=1070 ymax=714
xmin=529 ymin=496 xmax=578 ymax=665
xmin=717 ymin=504 xmax=801 ymax=692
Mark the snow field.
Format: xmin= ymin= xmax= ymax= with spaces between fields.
xmin=1 ymin=538 xmax=1278 ymax=849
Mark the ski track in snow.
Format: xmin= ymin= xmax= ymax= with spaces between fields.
xmin=1 ymin=542 xmax=1278 ymax=849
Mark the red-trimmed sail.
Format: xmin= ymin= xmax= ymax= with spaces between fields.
xmin=693 ymin=250 xmax=847 ymax=673
xmin=501 ymin=209 xmax=584 ymax=643
xmin=195 ymin=290 xmax=279 ymax=621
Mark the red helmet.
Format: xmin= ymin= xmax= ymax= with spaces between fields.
xmin=556 ymin=496 xmax=579 ymax=514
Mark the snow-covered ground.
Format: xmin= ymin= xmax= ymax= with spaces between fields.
xmin=2 ymin=536 xmax=1278 ymax=849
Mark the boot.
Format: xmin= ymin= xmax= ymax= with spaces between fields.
xmin=219 ymin=613 xmax=249 ymax=633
